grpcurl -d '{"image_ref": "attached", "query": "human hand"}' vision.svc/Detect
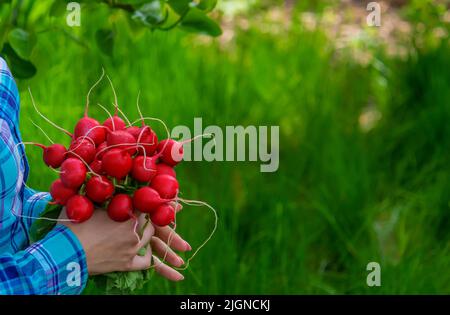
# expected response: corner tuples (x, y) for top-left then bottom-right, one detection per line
(60, 203), (190, 281)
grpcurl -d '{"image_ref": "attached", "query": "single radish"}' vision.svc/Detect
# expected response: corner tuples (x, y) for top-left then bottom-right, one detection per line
(150, 204), (175, 226)
(50, 179), (76, 205)
(103, 115), (126, 131)
(43, 144), (67, 168)
(68, 138), (96, 164)
(150, 174), (179, 199)
(131, 155), (157, 183)
(156, 139), (183, 167)
(95, 141), (108, 160)
(74, 117), (106, 146)
(101, 148), (132, 179)
(155, 163), (176, 178)
(133, 187), (170, 214)
(136, 126), (158, 156)
(127, 126), (141, 140)
(66, 195), (94, 223)
(86, 175), (114, 203)
(107, 194), (133, 222)
(106, 130), (136, 154)
(60, 158), (87, 188)
(28, 143), (67, 168)
(89, 159), (104, 175)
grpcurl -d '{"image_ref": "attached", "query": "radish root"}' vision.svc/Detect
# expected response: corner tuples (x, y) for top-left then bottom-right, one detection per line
(28, 87), (73, 137)
(29, 119), (55, 144)
(85, 67), (105, 117)
(106, 74), (119, 116)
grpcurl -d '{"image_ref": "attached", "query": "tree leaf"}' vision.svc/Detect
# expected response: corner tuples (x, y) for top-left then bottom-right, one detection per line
(116, 0), (148, 4)
(167, 0), (191, 15)
(197, 0), (217, 13)
(180, 7), (222, 37)
(95, 28), (115, 57)
(7, 28), (37, 59)
(132, 0), (167, 27)
(1, 43), (37, 79)
(49, 0), (68, 17)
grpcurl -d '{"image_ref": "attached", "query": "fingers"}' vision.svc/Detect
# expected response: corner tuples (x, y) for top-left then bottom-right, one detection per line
(152, 255), (184, 281)
(151, 236), (184, 267)
(137, 220), (155, 248)
(170, 202), (183, 213)
(154, 225), (191, 252)
(128, 246), (152, 271)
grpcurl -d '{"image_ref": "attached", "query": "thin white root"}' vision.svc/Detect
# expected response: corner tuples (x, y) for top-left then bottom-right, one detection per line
(128, 117), (170, 140)
(106, 74), (119, 115)
(29, 119), (54, 144)
(181, 133), (215, 145)
(28, 87), (72, 137)
(85, 68), (105, 116)
(136, 90), (145, 125)
(129, 117), (171, 157)
(97, 103), (115, 131)
(174, 197), (218, 270)
(117, 106), (132, 126)
(68, 125), (105, 150)
(97, 103), (113, 120)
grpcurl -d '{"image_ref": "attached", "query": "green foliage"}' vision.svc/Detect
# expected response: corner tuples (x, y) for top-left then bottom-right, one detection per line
(0, 0), (221, 78)
(16, 1), (450, 294)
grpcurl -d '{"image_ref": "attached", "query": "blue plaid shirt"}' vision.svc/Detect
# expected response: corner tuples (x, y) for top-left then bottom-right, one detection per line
(0, 57), (88, 294)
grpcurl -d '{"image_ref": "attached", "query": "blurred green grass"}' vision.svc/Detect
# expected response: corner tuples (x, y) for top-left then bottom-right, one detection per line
(17, 8), (450, 294)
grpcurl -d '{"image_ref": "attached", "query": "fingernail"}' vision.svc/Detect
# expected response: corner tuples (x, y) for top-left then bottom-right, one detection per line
(185, 241), (192, 251)
(178, 274), (185, 281)
(178, 257), (185, 266)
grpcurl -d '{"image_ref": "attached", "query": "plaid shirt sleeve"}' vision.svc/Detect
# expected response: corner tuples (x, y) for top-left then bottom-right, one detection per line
(0, 56), (89, 294)
(0, 225), (89, 294)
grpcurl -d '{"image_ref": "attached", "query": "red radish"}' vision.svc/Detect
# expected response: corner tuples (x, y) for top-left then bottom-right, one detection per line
(133, 187), (170, 213)
(68, 138), (96, 164)
(156, 139), (183, 167)
(89, 159), (104, 175)
(60, 158), (87, 188)
(107, 194), (133, 222)
(155, 163), (176, 178)
(95, 142), (108, 160)
(86, 175), (114, 203)
(66, 195), (94, 223)
(50, 179), (76, 205)
(131, 155), (157, 183)
(127, 126), (141, 139)
(150, 204), (175, 226)
(43, 144), (67, 168)
(101, 148), (132, 179)
(74, 117), (105, 146)
(103, 115), (126, 131)
(106, 130), (136, 154)
(150, 174), (179, 199)
(136, 126), (158, 156)
(29, 143), (67, 168)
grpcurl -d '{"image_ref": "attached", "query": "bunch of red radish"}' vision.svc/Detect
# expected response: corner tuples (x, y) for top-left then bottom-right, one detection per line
(39, 106), (184, 226)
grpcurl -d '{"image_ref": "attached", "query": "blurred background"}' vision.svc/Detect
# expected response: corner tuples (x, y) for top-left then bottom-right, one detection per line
(1, 0), (450, 294)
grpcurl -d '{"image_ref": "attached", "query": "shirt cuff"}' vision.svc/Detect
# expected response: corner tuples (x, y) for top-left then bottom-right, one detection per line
(26, 225), (88, 295)
(22, 189), (52, 230)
